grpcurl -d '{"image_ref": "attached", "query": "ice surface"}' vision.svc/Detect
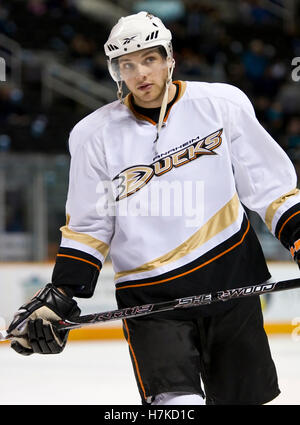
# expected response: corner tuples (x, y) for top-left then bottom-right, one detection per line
(0, 336), (299, 405)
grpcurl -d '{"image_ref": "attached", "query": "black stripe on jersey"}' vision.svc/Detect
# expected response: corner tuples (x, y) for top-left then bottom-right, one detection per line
(115, 215), (271, 319)
(274, 203), (300, 249)
(51, 247), (102, 298)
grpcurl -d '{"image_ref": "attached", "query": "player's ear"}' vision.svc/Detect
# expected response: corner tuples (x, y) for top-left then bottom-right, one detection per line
(165, 56), (175, 74)
(168, 57), (175, 68)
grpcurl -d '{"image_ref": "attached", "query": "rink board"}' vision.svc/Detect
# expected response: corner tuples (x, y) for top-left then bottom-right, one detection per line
(1, 261), (300, 340)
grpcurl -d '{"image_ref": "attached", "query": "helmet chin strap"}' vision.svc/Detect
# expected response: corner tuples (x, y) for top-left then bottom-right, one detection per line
(153, 59), (175, 154)
(116, 58), (175, 155)
(117, 80), (124, 104)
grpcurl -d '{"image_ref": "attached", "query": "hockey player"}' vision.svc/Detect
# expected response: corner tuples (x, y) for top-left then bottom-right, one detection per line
(7, 12), (300, 405)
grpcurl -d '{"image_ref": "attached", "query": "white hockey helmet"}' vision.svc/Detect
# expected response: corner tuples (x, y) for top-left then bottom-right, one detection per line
(104, 11), (173, 82)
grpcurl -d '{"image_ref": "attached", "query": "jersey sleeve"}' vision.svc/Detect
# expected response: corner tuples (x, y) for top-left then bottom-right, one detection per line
(51, 127), (115, 298)
(227, 86), (300, 254)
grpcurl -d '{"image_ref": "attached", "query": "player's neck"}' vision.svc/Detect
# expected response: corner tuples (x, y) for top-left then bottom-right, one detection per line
(131, 82), (179, 124)
(133, 82), (177, 109)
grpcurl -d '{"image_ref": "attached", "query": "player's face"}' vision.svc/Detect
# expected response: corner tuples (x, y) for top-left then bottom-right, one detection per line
(118, 47), (170, 108)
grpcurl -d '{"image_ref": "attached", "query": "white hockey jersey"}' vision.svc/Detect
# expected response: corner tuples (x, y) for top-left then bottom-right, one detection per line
(52, 81), (300, 315)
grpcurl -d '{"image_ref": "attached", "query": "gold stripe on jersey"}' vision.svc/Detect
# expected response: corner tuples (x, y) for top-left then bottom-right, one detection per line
(116, 220), (250, 291)
(265, 188), (300, 231)
(115, 192), (240, 280)
(60, 216), (109, 258)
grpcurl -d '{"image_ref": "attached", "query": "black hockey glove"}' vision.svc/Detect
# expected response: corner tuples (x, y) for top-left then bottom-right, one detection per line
(7, 284), (80, 356)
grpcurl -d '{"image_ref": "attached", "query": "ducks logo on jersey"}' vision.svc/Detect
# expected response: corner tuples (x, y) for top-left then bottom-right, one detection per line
(113, 129), (223, 201)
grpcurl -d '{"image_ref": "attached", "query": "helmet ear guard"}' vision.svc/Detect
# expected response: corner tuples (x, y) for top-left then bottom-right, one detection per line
(107, 58), (121, 83)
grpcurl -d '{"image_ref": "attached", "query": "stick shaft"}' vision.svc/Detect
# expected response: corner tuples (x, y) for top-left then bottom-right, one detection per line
(55, 277), (300, 330)
(1, 277), (300, 341)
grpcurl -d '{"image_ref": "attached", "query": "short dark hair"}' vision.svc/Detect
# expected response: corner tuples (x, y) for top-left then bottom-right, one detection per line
(157, 45), (167, 59)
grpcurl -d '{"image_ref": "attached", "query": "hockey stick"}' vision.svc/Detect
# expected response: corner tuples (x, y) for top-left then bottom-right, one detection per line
(1, 277), (300, 341)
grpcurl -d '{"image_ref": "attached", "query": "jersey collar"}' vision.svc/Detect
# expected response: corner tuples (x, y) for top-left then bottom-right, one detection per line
(124, 80), (186, 125)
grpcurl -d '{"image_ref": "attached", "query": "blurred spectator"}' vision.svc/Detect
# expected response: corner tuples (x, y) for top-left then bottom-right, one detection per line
(177, 48), (211, 79)
(31, 114), (48, 138)
(238, 0), (280, 26)
(242, 39), (269, 84)
(265, 101), (284, 140)
(69, 33), (97, 72)
(0, 134), (11, 151)
(0, 2), (16, 36)
(0, 0), (298, 181)
(70, 33), (97, 60)
(0, 85), (29, 127)
(185, 1), (206, 38)
(92, 53), (109, 80)
(5, 190), (26, 232)
(285, 116), (300, 161)
(27, 0), (47, 17)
